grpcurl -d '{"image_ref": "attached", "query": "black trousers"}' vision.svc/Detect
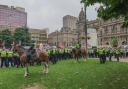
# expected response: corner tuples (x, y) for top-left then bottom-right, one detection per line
(1, 57), (8, 68)
(99, 54), (106, 64)
(115, 54), (120, 62)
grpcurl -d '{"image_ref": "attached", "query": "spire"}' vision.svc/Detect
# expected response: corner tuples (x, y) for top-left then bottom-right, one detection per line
(79, 7), (85, 22)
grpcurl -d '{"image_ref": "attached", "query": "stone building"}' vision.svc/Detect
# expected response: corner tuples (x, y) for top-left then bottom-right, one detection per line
(48, 31), (77, 47)
(86, 17), (127, 47)
(62, 15), (78, 31)
(97, 18), (127, 46)
(76, 8), (98, 48)
(48, 8), (98, 48)
(49, 15), (78, 47)
(29, 28), (48, 45)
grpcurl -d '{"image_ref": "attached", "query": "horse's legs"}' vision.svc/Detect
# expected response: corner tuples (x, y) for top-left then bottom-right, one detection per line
(43, 62), (48, 74)
(77, 56), (80, 63)
(24, 63), (29, 77)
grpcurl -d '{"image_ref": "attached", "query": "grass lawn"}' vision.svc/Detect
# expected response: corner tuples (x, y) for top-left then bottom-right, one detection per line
(0, 59), (128, 89)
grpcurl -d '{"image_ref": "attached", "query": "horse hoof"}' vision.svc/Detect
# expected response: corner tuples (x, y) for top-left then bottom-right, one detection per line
(43, 72), (48, 75)
(24, 74), (29, 77)
(24, 75), (28, 77)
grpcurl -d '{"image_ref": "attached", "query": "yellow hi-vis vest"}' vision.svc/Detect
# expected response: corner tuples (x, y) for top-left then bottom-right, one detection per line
(1, 51), (7, 57)
(7, 51), (13, 57)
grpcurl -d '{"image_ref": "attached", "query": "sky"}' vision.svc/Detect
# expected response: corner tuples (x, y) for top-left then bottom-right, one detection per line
(0, 0), (97, 33)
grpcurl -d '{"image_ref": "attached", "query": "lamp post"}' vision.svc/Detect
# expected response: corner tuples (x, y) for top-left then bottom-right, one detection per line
(84, 3), (88, 59)
(67, 29), (69, 47)
(56, 30), (59, 48)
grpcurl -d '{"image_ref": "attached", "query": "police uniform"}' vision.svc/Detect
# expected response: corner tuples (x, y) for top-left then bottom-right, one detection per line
(0, 50), (7, 67)
(7, 50), (13, 67)
(13, 51), (20, 67)
(115, 48), (120, 62)
(98, 48), (106, 64)
(108, 49), (113, 61)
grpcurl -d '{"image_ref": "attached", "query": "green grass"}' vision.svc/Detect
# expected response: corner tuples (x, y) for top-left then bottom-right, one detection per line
(0, 59), (128, 89)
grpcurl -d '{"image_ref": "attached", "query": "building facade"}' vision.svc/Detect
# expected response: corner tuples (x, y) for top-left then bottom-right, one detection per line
(97, 18), (127, 47)
(63, 15), (78, 31)
(48, 8), (98, 48)
(76, 8), (98, 48)
(29, 28), (48, 45)
(0, 5), (27, 32)
(48, 31), (77, 47)
(86, 17), (127, 47)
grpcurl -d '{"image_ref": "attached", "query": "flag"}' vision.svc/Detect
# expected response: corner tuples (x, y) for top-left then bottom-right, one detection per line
(58, 43), (65, 48)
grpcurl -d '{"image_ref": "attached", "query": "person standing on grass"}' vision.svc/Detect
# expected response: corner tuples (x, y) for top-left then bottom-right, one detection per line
(107, 48), (113, 61)
(115, 48), (120, 62)
(7, 48), (14, 67)
(98, 47), (106, 64)
(0, 48), (7, 67)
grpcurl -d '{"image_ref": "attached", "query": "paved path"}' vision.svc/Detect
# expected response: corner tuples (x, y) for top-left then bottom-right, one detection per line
(111, 57), (128, 62)
(104, 57), (128, 62)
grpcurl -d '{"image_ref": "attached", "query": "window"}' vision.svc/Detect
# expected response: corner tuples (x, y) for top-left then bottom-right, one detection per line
(104, 26), (108, 34)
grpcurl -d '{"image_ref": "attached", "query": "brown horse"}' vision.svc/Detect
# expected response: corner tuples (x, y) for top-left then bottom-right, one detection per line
(71, 48), (81, 62)
(81, 49), (87, 58)
(13, 44), (49, 77)
(71, 48), (87, 62)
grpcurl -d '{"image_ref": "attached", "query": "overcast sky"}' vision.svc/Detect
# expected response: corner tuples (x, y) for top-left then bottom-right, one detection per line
(0, 0), (97, 33)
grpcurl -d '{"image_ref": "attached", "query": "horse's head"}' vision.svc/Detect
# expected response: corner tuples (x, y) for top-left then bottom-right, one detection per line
(13, 44), (25, 55)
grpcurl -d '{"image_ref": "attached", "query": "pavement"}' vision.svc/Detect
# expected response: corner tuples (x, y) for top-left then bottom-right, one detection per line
(111, 57), (128, 62)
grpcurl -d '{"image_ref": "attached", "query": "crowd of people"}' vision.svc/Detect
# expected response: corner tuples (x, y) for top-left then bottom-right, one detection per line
(0, 48), (20, 68)
(88, 47), (128, 64)
(0, 42), (128, 68)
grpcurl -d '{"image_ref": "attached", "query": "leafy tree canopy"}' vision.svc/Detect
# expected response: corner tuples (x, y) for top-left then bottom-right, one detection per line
(81, 0), (128, 27)
(1, 29), (13, 41)
(1, 29), (13, 47)
(14, 27), (30, 45)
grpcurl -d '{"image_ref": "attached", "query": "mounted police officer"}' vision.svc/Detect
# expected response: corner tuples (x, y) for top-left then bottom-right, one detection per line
(75, 43), (81, 49)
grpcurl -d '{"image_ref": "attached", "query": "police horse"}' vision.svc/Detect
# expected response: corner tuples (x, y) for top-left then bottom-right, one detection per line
(13, 44), (49, 77)
(71, 48), (87, 62)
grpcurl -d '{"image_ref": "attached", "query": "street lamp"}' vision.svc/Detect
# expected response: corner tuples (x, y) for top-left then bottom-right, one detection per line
(56, 30), (59, 48)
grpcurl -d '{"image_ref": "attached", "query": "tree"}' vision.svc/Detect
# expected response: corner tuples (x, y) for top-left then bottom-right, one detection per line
(81, 0), (128, 27)
(1, 29), (13, 47)
(110, 37), (118, 47)
(13, 27), (30, 45)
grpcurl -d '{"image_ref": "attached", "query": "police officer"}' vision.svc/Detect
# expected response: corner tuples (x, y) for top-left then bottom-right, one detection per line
(126, 49), (128, 57)
(98, 47), (106, 64)
(7, 49), (13, 67)
(51, 48), (57, 64)
(115, 48), (120, 62)
(0, 49), (7, 67)
(13, 51), (20, 68)
(108, 48), (113, 61)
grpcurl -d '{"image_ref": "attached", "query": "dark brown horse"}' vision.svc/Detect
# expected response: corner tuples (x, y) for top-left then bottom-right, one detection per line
(71, 48), (87, 62)
(72, 48), (81, 62)
(13, 44), (49, 77)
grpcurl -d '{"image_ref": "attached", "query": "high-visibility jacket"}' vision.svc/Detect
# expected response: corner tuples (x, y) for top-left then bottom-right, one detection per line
(7, 51), (13, 57)
(13, 52), (19, 57)
(115, 49), (120, 54)
(47, 50), (50, 55)
(98, 49), (105, 55)
(75, 44), (81, 49)
(1, 51), (7, 57)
